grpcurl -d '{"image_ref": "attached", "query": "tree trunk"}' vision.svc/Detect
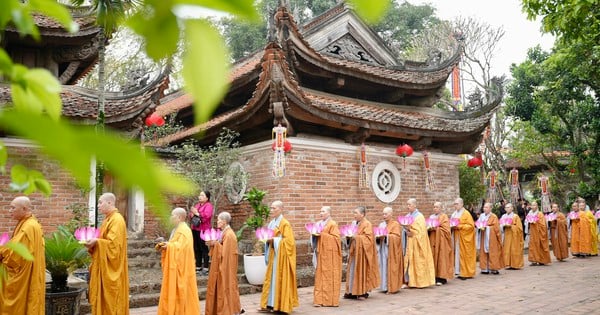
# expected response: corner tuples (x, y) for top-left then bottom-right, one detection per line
(95, 28), (107, 227)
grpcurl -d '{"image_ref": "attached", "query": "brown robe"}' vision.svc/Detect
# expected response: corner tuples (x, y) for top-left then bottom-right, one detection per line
(428, 213), (453, 281)
(378, 220), (403, 293)
(527, 211), (551, 264)
(346, 219), (380, 296)
(549, 212), (569, 260)
(571, 211), (592, 255)
(478, 213), (503, 271)
(205, 227), (241, 315)
(313, 219), (342, 306)
(501, 213), (524, 269)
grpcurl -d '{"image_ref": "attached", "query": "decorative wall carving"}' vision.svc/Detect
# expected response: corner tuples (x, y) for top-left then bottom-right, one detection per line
(371, 160), (401, 203)
(321, 34), (380, 65)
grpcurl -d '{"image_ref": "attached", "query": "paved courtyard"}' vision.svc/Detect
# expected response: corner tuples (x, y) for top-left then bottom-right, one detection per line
(128, 254), (600, 315)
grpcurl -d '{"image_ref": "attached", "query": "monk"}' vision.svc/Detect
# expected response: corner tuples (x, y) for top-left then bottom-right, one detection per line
(569, 202), (591, 257)
(402, 198), (435, 288)
(450, 198), (476, 280)
(376, 207), (403, 294)
(86, 192), (129, 315)
(427, 202), (453, 285)
(312, 206), (342, 307)
(0, 196), (45, 315)
(259, 201), (298, 313)
(525, 201), (551, 265)
(579, 199), (598, 256)
(344, 206), (380, 299)
(476, 202), (503, 274)
(500, 203), (524, 269)
(549, 203), (569, 261)
(157, 208), (200, 315)
(205, 212), (243, 315)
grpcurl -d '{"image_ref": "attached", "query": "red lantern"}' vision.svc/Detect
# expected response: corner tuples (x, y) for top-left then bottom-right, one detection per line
(395, 144), (414, 157)
(467, 156), (483, 168)
(145, 113), (165, 127)
(272, 139), (292, 153)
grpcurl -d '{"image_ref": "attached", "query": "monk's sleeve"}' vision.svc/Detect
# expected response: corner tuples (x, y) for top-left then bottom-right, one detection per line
(280, 222), (295, 258)
(91, 219), (126, 280)
(1, 227), (32, 269)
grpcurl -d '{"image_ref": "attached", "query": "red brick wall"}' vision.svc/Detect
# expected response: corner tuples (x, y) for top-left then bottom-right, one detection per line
(0, 140), (88, 235)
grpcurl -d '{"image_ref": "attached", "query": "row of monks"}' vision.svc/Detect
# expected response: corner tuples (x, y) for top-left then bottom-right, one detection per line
(310, 196), (599, 308)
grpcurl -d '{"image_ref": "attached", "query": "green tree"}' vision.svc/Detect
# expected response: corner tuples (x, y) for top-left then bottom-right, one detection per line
(459, 161), (485, 209)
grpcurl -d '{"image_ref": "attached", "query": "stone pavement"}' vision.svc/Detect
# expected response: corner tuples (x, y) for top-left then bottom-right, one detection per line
(128, 254), (600, 315)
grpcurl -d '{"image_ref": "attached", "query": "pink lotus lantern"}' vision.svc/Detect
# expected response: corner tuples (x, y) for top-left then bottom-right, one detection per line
(449, 218), (460, 227)
(255, 227), (275, 243)
(397, 215), (414, 226)
(0, 232), (9, 246)
(305, 222), (324, 235)
(74, 227), (100, 244)
(373, 227), (388, 237)
(200, 228), (222, 241)
(525, 214), (539, 224)
(475, 220), (487, 230)
(545, 213), (557, 222)
(568, 211), (579, 220)
(499, 217), (513, 227)
(425, 217), (440, 229)
(595, 211), (600, 219)
(340, 224), (358, 238)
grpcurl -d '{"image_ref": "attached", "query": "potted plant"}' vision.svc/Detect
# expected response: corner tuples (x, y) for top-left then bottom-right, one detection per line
(236, 187), (270, 285)
(45, 225), (89, 315)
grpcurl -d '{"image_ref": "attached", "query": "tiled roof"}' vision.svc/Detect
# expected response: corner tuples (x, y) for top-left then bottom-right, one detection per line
(31, 13), (96, 30)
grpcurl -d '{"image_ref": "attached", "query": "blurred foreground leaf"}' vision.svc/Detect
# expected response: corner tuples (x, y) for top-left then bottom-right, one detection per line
(348, 0), (390, 24)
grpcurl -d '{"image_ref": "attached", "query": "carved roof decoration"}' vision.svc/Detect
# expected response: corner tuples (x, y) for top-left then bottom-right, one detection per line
(148, 4), (499, 154)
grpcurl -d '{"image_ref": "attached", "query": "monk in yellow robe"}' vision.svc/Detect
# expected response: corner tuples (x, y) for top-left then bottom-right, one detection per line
(376, 207), (403, 294)
(549, 203), (569, 261)
(579, 199), (598, 256)
(526, 201), (551, 265)
(259, 201), (298, 313)
(428, 202), (453, 285)
(205, 211), (243, 315)
(157, 208), (200, 315)
(344, 206), (379, 299)
(569, 202), (591, 257)
(402, 199), (435, 288)
(312, 206), (342, 306)
(86, 192), (129, 315)
(450, 198), (476, 279)
(500, 203), (524, 269)
(0, 196), (45, 315)
(476, 203), (503, 274)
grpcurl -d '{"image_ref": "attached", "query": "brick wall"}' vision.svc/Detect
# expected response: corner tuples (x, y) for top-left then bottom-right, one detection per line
(0, 139), (88, 235)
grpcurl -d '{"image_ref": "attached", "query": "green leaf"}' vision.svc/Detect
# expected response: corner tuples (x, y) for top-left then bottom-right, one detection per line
(127, 3), (180, 61)
(0, 49), (12, 74)
(29, 0), (78, 33)
(175, 0), (259, 21)
(183, 19), (230, 124)
(5, 241), (34, 261)
(0, 140), (7, 173)
(10, 164), (29, 186)
(0, 110), (195, 217)
(348, 0), (390, 24)
(10, 66), (62, 120)
(10, 5), (40, 40)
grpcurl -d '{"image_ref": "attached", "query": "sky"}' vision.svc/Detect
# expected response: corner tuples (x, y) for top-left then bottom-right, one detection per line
(411, 0), (555, 77)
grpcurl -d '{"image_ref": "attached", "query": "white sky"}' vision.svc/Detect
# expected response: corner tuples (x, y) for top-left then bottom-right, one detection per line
(411, 0), (555, 77)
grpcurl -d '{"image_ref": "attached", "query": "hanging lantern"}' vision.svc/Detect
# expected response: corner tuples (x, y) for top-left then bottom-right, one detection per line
(423, 151), (435, 192)
(145, 113), (165, 127)
(467, 156), (483, 168)
(271, 139), (292, 153)
(395, 143), (413, 169)
(539, 175), (551, 213)
(509, 168), (521, 205)
(359, 143), (368, 188)
(486, 170), (499, 205)
(272, 124), (287, 178)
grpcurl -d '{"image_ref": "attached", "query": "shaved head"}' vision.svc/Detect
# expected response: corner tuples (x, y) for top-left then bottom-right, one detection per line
(9, 196), (32, 221)
(172, 207), (187, 219)
(383, 207), (393, 214)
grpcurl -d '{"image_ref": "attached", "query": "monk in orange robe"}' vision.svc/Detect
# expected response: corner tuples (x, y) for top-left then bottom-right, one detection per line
(157, 208), (200, 315)
(376, 207), (403, 294)
(500, 203), (524, 269)
(86, 192), (129, 315)
(428, 202), (453, 285)
(402, 199), (435, 288)
(549, 203), (568, 261)
(525, 201), (551, 265)
(0, 196), (45, 315)
(312, 206), (342, 306)
(569, 202), (591, 257)
(259, 201), (298, 313)
(450, 198), (476, 279)
(579, 199), (598, 256)
(205, 211), (243, 315)
(476, 203), (503, 274)
(344, 206), (380, 299)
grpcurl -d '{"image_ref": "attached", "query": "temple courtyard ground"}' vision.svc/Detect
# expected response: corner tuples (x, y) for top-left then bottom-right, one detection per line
(126, 254), (600, 314)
